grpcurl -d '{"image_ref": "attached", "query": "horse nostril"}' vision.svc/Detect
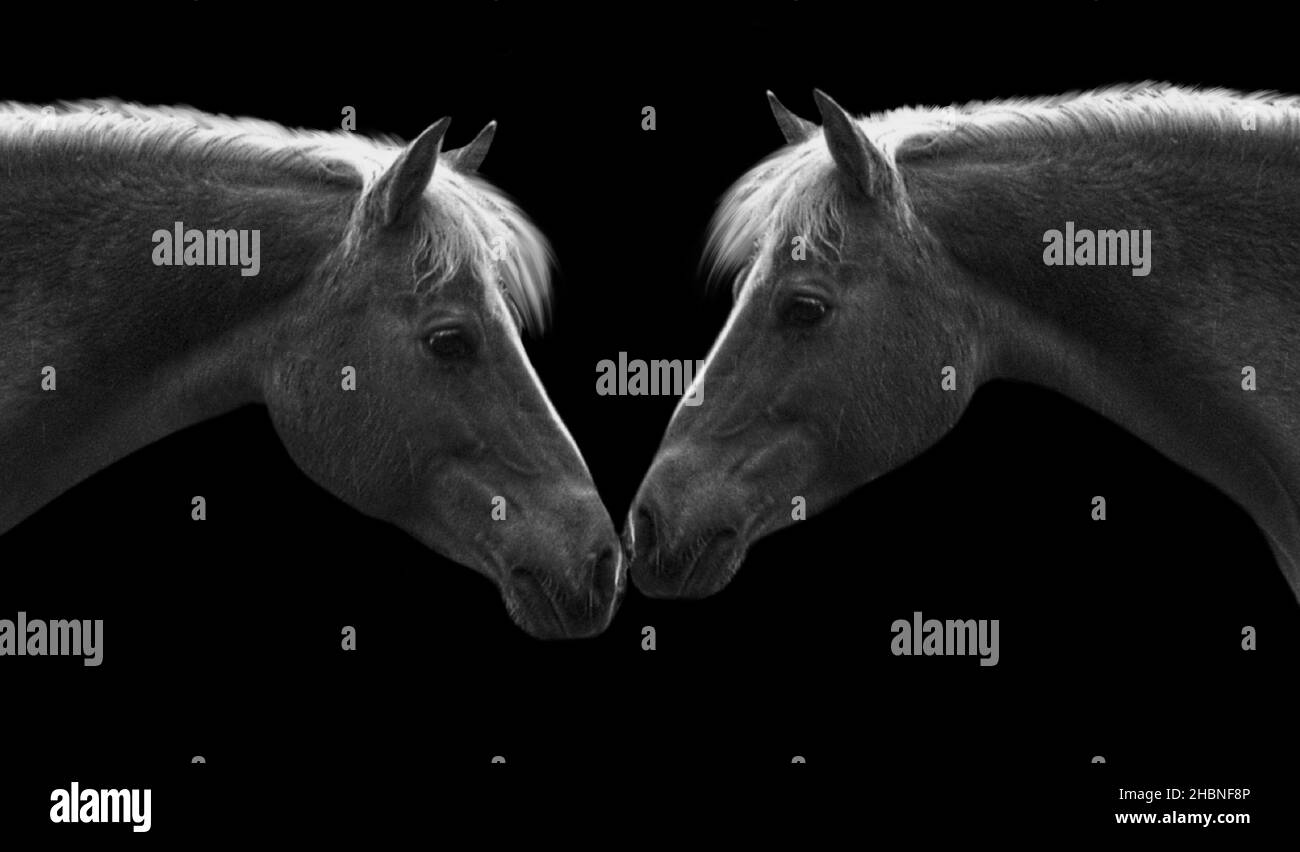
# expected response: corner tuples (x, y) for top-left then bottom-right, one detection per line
(619, 522), (636, 565)
(588, 545), (620, 602)
(630, 505), (658, 562)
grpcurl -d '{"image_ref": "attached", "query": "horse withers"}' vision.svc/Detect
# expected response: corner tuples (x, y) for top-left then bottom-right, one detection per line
(626, 85), (1300, 607)
(0, 102), (624, 638)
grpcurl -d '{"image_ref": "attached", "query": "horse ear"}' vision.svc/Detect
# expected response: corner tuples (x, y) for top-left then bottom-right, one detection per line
(767, 91), (815, 144)
(444, 120), (496, 173)
(812, 89), (894, 199)
(371, 117), (452, 229)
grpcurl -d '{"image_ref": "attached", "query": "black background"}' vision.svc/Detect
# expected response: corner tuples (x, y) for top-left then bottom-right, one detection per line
(1, 1), (1297, 837)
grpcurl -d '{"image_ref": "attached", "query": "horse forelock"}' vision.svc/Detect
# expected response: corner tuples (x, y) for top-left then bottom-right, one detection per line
(404, 169), (554, 335)
(704, 115), (932, 292)
(704, 140), (849, 291)
(334, 135), (553, 335)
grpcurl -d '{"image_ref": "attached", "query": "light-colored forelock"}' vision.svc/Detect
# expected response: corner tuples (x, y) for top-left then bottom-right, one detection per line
(407, 168), (553, 333)
(704, 136), (848, 289)
(343, 143), (553, 333)
(704, 108), (939, 289)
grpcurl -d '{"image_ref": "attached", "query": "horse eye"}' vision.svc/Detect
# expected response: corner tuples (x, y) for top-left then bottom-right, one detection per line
(780, 294), (829, 327)
(424, 328), (475, 359)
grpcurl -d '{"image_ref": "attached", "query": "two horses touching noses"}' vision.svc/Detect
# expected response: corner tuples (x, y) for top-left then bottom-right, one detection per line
(6, 85), (1299, 640)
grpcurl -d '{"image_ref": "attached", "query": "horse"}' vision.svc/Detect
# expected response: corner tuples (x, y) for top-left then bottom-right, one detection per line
(623, 84), (1300, 608)
(0, 101), (624, 639)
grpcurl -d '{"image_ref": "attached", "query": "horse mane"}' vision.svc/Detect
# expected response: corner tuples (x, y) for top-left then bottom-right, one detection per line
(0, 100), (553, 332)
(705, 82), (1300, 291)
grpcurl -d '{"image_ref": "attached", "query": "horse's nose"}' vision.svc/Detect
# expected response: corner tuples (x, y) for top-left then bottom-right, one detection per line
(626, 496), (683, 598)
(587, 543), (624, 613)
(627, 486), (743, 600)
(507, 541), (624, 640)
(624, 503), (658, 567)
(554, 543), (623, 638)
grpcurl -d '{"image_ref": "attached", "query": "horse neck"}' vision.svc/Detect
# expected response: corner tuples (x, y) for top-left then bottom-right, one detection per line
(0, 145), (355, 531)
(911, 131), (1300, 595)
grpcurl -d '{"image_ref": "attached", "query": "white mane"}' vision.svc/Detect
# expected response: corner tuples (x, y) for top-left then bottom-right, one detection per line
(706, 82), (1300, 290)
(0, 100), (553, 332)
